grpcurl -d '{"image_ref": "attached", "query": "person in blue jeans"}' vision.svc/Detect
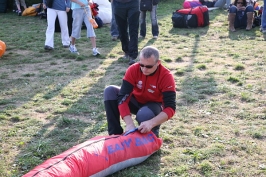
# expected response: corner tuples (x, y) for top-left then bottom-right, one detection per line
(139, 0), (159, 39)
(113, 0), (140, 65)
(228, 0), (254, 32)
(261, 2), (266, 33)
(110, 0), (119, 41)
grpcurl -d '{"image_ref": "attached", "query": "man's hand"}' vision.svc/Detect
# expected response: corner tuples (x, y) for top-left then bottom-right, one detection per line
(138, 120), (153, 134)
(138, 112), (168, 134)
(123, 115), (136, 132)
(66, 7), (70, 12)
(125, 124), (136, 132)
(43, 4), (47, 9)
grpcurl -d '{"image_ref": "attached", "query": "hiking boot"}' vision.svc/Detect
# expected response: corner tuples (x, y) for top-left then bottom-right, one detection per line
(92, 48), (100, 56)
(44, 45), (53, 51)
(128, 57), (136, 65)
(69, 45), (78, 53)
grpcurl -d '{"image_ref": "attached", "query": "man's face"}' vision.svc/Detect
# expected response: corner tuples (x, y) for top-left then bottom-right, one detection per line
(139, 55), (159, 75)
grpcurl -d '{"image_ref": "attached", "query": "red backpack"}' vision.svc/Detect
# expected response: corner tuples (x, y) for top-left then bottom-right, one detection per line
(172, 6), (209, 28)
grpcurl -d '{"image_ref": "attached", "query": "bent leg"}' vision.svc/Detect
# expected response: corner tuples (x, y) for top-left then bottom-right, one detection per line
(136, 102), (162, 137)
(104, 85), (123, 135)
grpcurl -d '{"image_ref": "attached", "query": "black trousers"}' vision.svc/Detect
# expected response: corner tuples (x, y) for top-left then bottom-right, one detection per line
(113, 0), (140, 59)
(104, 85), (162, 137)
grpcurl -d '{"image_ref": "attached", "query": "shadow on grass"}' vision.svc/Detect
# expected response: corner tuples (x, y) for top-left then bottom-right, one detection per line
(0, 12), (163, 177)
(5, 1), (263, 175)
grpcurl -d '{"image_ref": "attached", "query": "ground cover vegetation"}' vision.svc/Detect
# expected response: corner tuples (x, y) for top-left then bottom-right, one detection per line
(0, 0), (265, 176)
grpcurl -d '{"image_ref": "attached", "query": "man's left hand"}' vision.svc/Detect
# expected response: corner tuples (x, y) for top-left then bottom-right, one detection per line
(138, 120), (153, 134)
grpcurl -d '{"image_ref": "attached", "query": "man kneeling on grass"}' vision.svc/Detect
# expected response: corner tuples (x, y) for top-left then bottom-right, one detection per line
(103, 46), (176, 137)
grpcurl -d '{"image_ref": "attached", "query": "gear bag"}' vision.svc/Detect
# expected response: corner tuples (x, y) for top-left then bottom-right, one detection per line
(172, 6), (209, 28)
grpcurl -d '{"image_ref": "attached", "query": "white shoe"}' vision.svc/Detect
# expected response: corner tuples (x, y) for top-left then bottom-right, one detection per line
(69, 45), (78, 53)
(92, 48), (100, 56)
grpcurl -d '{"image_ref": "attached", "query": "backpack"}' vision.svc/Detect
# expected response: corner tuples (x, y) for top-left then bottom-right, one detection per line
(172, 6), (209, 28)
(22, 6), (38, 16)
(253, 8), (262, 27)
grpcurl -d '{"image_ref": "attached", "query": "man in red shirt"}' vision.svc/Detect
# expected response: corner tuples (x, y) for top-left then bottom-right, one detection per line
(104, 46), (176, 137)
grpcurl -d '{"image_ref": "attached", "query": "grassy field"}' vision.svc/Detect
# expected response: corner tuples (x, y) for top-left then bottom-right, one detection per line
(0, 1), (266, 176)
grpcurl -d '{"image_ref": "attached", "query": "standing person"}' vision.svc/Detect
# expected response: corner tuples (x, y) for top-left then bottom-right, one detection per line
(69, 0), (100, 56)
(139, 0), (159, 39)
(15, 0), (27, 16)
(113, 0), (140, 65)
(43, 0), (71, 50)
(261, 2), (266, 33)
(110, 0), (119, 41)
(103, 46), (176, 137)
(228, 0), (254, 31)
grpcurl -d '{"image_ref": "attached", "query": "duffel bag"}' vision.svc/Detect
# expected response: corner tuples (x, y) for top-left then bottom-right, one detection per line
(172, 6), (209, 28)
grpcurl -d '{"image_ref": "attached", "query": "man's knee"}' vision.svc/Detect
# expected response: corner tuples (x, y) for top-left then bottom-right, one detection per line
(104, 85), (120, 101)
(135, 102), (162, 124)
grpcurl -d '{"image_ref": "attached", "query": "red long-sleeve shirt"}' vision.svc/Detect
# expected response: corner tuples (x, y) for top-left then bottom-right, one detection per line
(118, 63), (176, 119)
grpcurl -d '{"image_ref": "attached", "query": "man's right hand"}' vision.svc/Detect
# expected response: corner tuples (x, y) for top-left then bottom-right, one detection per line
(125, 124), (136, 132)
(123, 115), (136, 132)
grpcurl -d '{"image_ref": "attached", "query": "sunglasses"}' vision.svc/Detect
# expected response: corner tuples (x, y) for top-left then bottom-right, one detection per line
(237, 2), (243, 4)
(139, 63), (157, 69)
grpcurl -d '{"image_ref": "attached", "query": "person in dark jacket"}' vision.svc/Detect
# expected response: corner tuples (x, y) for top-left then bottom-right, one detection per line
(103, 46), (176, 137)
(113, 0), (140, 65)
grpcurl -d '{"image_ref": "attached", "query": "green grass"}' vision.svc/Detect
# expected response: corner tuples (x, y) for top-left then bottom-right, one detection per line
(0, 1), (266, 176)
